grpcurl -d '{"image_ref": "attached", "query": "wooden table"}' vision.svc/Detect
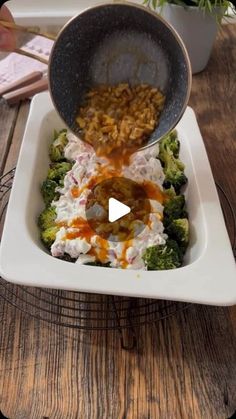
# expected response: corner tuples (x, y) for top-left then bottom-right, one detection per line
(0, 24), (235, 419)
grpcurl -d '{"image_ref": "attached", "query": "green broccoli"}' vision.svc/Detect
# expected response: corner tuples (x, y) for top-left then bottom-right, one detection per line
(142, 239), (183, 270)
(41, 179), (60, 206)
(160, 130), (180, 158)
(49, 129), (68, 162)
(85, 261), (111, 267)
(159, 132), (187, 192)
(166, 218), (189, 250)
(56, 256), (110, 265)
(41, 226), (59, 249)
(163, 194), (187, 226)
(47, 162), (72, 184)
(163, 173), (187, 193)
(38, 206), (57, 230)
(163, 186), (176, 200)
(57, 253), (77, 263)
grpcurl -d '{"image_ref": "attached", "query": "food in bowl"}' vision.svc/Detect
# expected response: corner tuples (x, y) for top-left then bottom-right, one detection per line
(38, 129), (189, 270)
(76, 83), (165, 156)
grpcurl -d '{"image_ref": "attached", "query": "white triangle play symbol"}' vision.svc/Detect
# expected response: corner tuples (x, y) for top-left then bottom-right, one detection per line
(108, 198), (131, 223)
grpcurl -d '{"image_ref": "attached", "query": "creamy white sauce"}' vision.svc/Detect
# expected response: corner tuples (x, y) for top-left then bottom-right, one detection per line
(51, 133), (167, 269)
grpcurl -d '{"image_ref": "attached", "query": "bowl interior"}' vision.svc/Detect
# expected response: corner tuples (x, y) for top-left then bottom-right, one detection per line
(49, 3), (191, 146)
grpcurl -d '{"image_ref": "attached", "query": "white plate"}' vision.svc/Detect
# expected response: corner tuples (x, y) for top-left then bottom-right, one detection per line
(8, 0), (143, 26)
(0, 92), (235, 305)
(8, 0), (235, 26)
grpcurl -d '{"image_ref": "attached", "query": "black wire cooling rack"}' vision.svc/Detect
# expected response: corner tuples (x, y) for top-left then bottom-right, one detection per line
(0, 168), (235, 349)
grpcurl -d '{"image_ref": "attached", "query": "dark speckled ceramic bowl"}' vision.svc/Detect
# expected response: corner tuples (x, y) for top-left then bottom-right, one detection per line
(49, 1), (192, 149)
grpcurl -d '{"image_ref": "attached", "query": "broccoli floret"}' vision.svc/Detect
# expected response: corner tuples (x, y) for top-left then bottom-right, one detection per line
(166, 218), (189, 250)
(161, 153), (187, 192)
(85, 261), (111, 267)
(41, 179), (60, 205)
(47, 162), (72, 183)
(160, 130), (180, 158)
(57, 253), (77, 263)
(163, 172), (187, 193)
(56, 256), (110, 265)
(142, 239), (183, 270)
(38, 206), (57, 230)
(159, 132), (187, 193)
(41, 226), (59, 249)
(163, 186), (176, 200)
(163, 194), (187, 226)
(49, 129), (68, 162)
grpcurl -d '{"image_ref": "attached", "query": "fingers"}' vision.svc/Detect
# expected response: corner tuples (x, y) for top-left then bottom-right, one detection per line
(0, 4), (16, 50)
(0, 4), (15, 22)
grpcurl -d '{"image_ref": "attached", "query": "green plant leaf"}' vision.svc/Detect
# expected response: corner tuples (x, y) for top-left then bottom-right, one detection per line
(142, 0), (235, 19)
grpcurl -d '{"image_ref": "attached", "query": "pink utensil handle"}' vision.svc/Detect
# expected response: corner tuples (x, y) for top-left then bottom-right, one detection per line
(0, 71), (43, 96)
(3, 78), (48, 105)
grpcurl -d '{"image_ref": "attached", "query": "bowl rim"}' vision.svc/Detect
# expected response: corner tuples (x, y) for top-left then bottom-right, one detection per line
(48, 0), (192, 149)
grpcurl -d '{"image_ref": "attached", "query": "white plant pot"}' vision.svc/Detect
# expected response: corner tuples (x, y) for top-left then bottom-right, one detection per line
(160, 4), (219, 74)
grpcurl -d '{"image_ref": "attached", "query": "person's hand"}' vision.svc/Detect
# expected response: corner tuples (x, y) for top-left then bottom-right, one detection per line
(0, 5), (16, 50)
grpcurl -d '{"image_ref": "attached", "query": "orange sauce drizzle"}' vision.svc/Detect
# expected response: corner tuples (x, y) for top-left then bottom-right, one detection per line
(142, 180), (164, 204)
(66, 146), (167, 267)
(71, 186), (80, 198)
(86, 237), (109, 263)
(98, 146), (136, 170)
(65, 217), (94, 242)
(119, 240), (132, 269)
(57, 221), (68, 228)
(95, 236), (109, 262)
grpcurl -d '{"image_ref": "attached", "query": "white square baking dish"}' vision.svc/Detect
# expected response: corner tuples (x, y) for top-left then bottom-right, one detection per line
(0, 92), (235, 305)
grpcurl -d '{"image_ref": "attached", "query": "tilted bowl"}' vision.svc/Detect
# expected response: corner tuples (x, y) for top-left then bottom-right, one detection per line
(49, 1), (192, 149)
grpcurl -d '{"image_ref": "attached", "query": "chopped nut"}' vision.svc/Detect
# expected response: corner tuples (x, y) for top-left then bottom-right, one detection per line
(76, 83), (165, 156)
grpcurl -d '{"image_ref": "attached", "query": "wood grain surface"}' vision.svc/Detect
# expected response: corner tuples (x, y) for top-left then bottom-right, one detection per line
(0, 25), (236, 419)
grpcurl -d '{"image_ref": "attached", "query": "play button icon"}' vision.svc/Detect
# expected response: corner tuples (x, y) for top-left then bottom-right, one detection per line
(86, 177), (150, 242)
(108, 198), (131, 222)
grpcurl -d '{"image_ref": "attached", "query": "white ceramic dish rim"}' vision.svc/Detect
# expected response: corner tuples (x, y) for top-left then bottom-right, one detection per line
(0, 92), (235, 305)
(8, 0), (235, 26)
